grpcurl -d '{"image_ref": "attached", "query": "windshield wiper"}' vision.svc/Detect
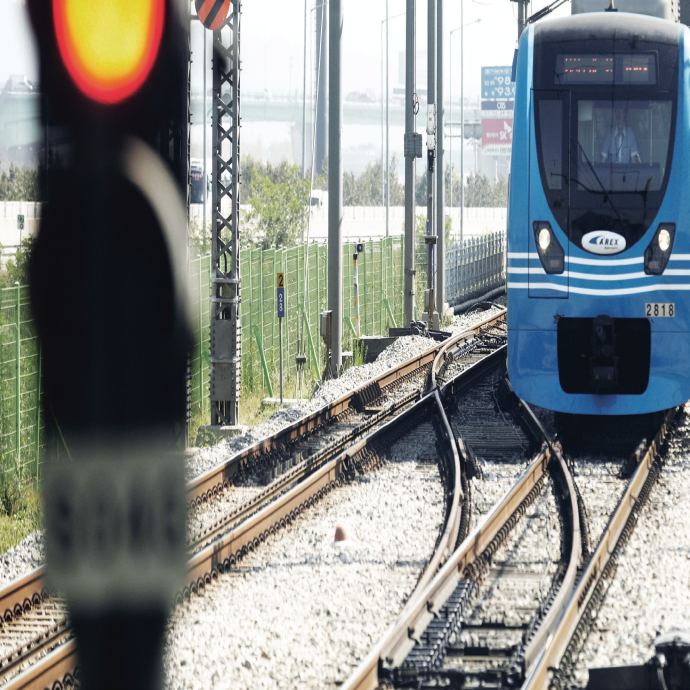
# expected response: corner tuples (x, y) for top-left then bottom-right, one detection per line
(576, 142), (626, 226)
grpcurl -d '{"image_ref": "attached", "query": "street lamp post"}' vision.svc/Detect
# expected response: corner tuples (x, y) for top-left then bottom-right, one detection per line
(302, 0), (308, 177)
(449, 12), (480, 245)
(203, 27), (207, 247)
(381, 11), (405, 236)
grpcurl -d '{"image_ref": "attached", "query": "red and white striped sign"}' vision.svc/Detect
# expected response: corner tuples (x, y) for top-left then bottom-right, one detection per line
(195, 0), (231, 30)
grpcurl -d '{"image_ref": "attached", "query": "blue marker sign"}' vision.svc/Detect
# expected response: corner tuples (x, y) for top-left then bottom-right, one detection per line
(277, 273), (285, 318)
(481, 66), (516, 100)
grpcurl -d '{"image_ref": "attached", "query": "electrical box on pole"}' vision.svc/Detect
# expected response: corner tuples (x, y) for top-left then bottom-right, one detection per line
(426, 103), (437, 169)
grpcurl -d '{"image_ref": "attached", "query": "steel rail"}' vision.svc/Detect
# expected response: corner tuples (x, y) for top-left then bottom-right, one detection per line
(340, 376), (585, 690)
(2, 639), (77, 690)
(340, 444), (554, 689)
(0, 308), (507, 627)
(190, 386), (422, 550)
(522, 405), (680, 689)
(186, 307), (505, 506)
(0, 308), (507, 690)
(521, 442), (581, 674)
(0, 622), (72, 687)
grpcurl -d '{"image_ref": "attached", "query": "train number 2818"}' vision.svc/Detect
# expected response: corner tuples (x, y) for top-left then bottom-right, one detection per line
(645, 303), (675, 318)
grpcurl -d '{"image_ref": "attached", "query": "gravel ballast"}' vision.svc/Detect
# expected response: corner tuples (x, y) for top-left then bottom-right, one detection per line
(164, 428), (444, 689)
(0, 305), (503, 590)
(447, 479), (562, 672)
(572, 410), (690, 685)
(0, 531), (44, 588)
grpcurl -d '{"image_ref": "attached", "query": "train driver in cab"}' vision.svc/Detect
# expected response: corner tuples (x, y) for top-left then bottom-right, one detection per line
(601, 107), (641, 165)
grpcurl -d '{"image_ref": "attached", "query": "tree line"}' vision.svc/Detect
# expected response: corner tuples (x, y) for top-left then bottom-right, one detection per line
(234, 155), (508, 251)
(317, 156), (508, 209)
(0, 160), (42, 289)
(0, 162), (40, 202)
(0, 154), (508, 275)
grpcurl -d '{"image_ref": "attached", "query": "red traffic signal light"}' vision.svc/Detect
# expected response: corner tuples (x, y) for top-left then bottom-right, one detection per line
(52, 0), (166, 104)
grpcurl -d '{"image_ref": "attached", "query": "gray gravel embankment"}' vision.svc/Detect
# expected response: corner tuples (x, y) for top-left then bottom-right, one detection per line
(0, 306), (503, 589)
(164, 424), (444, 690)
(186, 305), (505, 481)
(0, 530), (44, 588)
(572, 410), (690, 685)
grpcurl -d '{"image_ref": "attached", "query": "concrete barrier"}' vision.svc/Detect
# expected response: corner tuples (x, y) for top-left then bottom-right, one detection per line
(0, 201), (42, 251)
(1, 202), (506, 252)
(190, 203), (507, 242)
(299, 206), (506, 241)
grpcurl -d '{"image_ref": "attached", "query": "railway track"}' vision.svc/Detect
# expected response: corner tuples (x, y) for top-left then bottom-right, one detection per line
(0, 309), (507, 690)
(524, 407), (681, 690)
(342, 382), (680, 689)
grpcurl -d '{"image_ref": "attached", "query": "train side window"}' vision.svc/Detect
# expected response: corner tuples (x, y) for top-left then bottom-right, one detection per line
(538, 100), (563, 190)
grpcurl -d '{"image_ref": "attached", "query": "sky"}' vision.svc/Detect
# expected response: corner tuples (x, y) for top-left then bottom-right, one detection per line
(0, 0), (571, 104)
(0, 0), (573, 173)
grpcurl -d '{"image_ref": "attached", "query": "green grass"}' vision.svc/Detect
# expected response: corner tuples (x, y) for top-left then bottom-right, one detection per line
(190, 364), (323, 447)
(0, 477), (42, 553)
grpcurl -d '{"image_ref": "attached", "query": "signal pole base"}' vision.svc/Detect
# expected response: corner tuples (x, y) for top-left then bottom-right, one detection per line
(441, 302), (451, 322)
(261, 398), (302, 410)
(196, 424), (248, 446)
(422, 310), (441, 331)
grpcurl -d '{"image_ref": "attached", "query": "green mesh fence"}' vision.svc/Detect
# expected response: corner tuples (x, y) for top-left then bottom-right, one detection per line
(188, 236), (405, 432)
(0, 284), (43, 482)
(0, 236), (420, 463)
(189, 254), (212, 428)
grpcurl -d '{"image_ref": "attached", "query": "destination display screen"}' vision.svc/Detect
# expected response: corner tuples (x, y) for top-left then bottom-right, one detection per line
(555, 53), (657, 86)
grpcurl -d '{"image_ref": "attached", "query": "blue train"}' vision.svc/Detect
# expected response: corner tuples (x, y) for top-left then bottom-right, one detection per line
(507, 7), (690, 416)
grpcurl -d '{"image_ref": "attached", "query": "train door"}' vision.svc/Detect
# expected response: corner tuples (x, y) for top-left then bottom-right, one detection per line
(528, 90), (569, 298)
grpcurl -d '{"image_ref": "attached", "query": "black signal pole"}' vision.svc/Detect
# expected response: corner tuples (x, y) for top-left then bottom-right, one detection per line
(26, 2), (191, 688)
(512, 0), (530, 39)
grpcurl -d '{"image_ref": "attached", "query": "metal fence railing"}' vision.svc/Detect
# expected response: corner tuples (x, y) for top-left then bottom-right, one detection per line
(0, 232), (505, 470)
(0, 284), (43, 482)
(188, 236), (406, 427)
(445, 232), (506, 307)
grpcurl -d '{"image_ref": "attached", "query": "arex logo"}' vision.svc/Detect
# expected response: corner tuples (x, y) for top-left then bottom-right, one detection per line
(581, 230), (627, 255)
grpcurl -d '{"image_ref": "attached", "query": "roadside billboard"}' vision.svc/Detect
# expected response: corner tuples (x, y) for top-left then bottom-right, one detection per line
(481, 66), (515, 100)
(482, 118), (513, 156)
(480, 99), (514, 118)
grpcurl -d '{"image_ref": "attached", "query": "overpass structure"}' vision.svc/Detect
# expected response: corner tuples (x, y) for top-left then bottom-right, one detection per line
(191, 93), (481, 131)
(0, 87), (482, 169)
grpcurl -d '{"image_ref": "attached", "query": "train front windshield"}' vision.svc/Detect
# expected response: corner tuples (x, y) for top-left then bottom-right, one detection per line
(573, 99), (672, 194)
(533, 40), (679, 250)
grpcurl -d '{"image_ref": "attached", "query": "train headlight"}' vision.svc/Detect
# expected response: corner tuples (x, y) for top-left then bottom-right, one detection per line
(644, 223), (675, 275)
(533, 221), (565, 275)
(538, 228), (551, 251)
(658, 228), (671, 252)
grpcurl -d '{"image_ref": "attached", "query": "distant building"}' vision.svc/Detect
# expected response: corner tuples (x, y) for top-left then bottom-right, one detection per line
(7, 75), (36, 93)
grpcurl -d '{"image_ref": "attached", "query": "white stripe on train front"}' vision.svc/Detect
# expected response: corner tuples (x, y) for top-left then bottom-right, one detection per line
(507, 267), (690, 281)
(508, 281), (690, 296)
(507, 252), (690, 266)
